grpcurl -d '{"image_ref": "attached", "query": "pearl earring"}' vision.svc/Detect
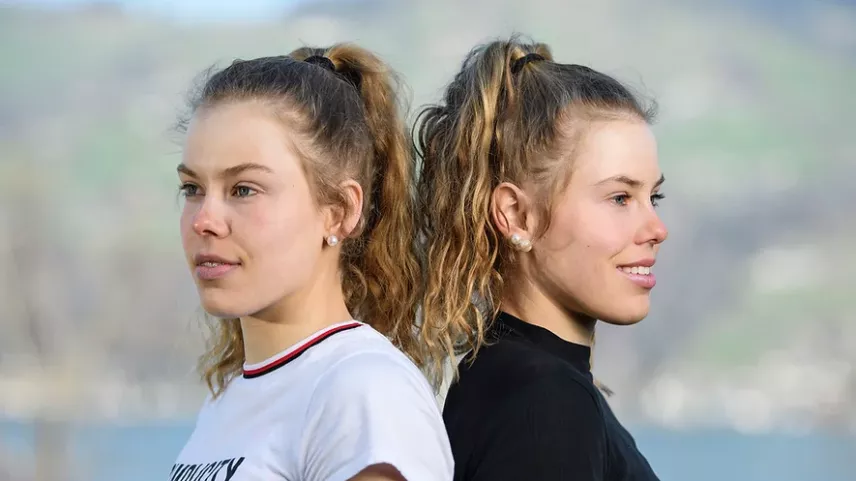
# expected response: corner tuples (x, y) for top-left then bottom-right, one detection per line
(326, 235), (339, 247)
(509, 233), (532, 252)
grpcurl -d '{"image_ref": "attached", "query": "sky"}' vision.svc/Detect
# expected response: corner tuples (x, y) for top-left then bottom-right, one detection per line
(3, 0), (315, 22)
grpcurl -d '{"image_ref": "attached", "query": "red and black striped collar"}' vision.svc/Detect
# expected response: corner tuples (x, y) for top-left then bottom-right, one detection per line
(242, 321), (363, 379)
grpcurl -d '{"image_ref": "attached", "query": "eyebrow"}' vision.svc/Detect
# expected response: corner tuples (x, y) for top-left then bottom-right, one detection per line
(176, 162), (274, 179)
(595, 174), (665, 189)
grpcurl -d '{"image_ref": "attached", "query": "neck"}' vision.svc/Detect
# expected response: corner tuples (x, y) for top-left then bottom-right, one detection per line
(499, 275), (596, 347)
(240, 265), (352, 365)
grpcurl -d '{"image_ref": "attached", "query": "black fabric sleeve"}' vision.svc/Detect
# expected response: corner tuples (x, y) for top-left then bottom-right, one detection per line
(468, 376), (608, 481)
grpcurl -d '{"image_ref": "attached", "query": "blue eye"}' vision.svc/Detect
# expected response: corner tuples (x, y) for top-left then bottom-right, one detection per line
(611, 194), (629, 206)
(179, 183), (199, 198)
(233, 185), (258, 198)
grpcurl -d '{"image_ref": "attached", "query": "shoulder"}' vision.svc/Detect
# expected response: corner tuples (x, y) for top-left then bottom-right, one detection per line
(300, 331), (454, 481)
(448, 336), (601, 416)
(502, 367), (603, 422)
(304, 329), (446, 443)
(444, 337), (607, 452)
(312, 327), (436, 403)
(444, 340), (609, 480)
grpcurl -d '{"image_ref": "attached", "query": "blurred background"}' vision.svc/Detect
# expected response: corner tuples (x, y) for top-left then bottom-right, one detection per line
(1, 0), (854, 480)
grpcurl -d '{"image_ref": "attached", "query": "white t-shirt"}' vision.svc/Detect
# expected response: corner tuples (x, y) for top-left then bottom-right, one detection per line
(171, 321), (454, 481)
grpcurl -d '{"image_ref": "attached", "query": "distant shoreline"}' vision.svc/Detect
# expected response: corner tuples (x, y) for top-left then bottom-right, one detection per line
(1, 375), (853, 436)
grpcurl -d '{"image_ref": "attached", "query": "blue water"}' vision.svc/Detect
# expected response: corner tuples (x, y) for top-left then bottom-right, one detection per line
(2, 419), (854, 481)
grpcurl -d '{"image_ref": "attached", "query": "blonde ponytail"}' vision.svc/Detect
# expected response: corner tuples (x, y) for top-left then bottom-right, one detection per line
(415, 36), (653, 387)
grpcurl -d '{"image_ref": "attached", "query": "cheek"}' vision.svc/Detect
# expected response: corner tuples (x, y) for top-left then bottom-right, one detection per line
(539, 214), (611, 264)
(543, 207), (631, 261)
(533, 207), (636, 300)
(243, 195), (324, 266)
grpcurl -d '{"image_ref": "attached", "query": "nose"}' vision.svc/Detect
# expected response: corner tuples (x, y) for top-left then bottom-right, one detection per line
(191, 198), (230, 238)
(638, 209), (668, 246)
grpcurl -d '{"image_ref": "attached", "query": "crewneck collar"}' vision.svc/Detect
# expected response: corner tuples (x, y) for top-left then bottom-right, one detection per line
(493, 310), (592, 376)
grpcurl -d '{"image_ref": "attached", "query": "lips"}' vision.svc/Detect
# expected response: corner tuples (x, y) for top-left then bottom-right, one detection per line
(619, 265), (651, 275)
(617, 259), (656, 289)
(193, 254), (240, 281)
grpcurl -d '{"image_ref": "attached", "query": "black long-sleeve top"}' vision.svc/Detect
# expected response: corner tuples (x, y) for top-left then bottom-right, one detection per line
(443, 311), (660, 481)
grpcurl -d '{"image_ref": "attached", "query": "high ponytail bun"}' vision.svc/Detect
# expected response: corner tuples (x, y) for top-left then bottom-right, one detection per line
(317, 44), (425, 371)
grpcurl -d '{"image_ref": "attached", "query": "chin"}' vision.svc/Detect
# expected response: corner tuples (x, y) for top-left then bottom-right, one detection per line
(197, 288), (257, 319)
(597, 296), (650, 326)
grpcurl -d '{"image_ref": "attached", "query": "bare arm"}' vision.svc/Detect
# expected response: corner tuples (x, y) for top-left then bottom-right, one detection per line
(348, 463), (407, 481)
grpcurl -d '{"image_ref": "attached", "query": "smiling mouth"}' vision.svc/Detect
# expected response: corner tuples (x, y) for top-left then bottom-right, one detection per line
(619, 266), (651, 276)
(198, 261), (235, 268)
(617, 265), (657, 289)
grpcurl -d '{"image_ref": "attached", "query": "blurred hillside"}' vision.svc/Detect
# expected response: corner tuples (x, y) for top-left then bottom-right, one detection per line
(0, 0), (854, 433)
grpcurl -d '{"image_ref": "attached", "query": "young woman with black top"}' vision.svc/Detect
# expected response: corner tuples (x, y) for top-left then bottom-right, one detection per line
(415, 37), (668, 481)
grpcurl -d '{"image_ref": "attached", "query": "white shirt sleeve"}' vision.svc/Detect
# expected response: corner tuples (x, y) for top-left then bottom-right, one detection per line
(299, 351), (454, 481)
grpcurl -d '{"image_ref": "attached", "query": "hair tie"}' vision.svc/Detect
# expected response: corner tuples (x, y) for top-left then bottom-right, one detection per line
(303, 55), (361, 90)
(304, 55), (335, 72)
(511, 53), (546, 74)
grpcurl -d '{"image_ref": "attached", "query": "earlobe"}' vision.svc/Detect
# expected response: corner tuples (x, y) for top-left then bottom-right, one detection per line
(509, 233), (532, 252)
(491, 182), (538, 253)
(325, 179), (364, 242)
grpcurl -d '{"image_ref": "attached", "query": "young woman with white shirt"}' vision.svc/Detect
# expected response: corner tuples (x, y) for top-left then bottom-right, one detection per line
(170, 43), (453, 481)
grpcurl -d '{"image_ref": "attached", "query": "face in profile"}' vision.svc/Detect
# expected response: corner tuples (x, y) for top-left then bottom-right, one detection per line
(530, 118), (668, 325)
(178, 102), (328, 319)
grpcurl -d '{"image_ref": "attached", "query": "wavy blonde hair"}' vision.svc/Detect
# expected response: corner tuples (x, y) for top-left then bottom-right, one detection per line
(181, 44), (425, 397)
(415, 36), (655, 387)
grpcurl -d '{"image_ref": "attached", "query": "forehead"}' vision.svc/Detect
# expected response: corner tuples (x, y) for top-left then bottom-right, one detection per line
(570, 119), (659, 183)
(182, 101), (301, 174)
